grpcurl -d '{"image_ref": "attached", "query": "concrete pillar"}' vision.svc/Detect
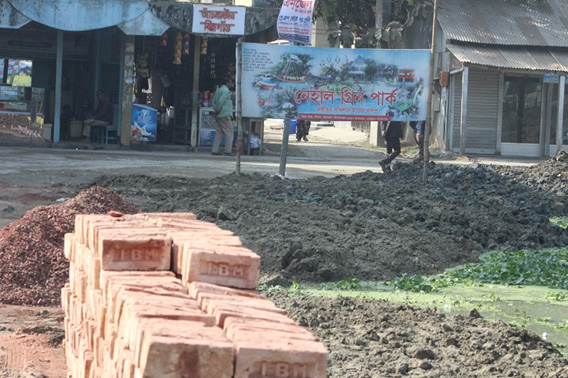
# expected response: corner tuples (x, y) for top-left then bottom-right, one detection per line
(120, 35), (135, 146)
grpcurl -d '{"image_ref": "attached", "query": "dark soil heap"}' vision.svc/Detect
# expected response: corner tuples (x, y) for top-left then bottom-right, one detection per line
(267, 292), (568, 377)
(94, 152), (568, 286)
(0, 186), (139, 306)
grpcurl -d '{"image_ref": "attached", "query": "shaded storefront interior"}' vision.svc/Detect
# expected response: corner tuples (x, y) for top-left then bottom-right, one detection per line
(0, 0), (278, 148)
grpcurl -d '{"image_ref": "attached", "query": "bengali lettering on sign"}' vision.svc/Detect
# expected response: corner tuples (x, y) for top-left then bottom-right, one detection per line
(240, 43), (431, 121)
(277, 0), (315, 45)
(193, 5), (245, 35)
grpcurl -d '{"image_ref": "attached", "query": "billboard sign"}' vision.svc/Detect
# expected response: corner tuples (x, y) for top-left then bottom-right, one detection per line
(241, 43), (431, 121)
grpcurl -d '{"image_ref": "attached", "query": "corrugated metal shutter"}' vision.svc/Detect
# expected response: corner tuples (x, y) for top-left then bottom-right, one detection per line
(452, 73), (462, 149)
(451, 69), (499, 152)
(467, 69), (499, 151)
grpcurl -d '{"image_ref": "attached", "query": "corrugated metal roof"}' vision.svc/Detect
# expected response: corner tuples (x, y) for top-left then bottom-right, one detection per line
(439, 0), (568, 47)
(447, 44), (568, 72)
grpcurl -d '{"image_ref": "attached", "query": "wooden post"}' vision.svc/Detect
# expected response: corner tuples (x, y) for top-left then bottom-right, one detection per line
(423, 0), (438, 181)
(557, 75), (566, 154)
(190, 35), (201, 150)
(120, 35), (135, 146)
(459, 66), (469, 156)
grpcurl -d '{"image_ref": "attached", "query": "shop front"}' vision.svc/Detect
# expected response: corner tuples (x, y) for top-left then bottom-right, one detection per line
(0, 0), (278, 148)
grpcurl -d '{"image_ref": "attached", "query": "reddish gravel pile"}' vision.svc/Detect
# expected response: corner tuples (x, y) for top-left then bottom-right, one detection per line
(0, 186), (140, 306)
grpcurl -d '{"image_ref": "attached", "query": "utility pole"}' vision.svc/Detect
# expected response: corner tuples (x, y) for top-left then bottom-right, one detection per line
(423, 0), (438, 182)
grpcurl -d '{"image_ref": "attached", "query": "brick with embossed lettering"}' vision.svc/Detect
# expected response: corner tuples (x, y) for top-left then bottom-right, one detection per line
(182, 246), (260, 289)
(234, 338), (328, 378)
(96, 229), (171, 271)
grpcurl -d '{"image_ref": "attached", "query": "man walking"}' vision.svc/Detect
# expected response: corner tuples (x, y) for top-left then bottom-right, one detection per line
(379, 120), (403, 173)
(211, 76), (235, 156)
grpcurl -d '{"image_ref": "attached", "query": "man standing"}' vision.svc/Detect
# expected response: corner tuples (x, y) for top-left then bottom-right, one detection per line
(211, 76), (235, 156)
(379, 120), (403, 173)
(83, 90), (113, 142)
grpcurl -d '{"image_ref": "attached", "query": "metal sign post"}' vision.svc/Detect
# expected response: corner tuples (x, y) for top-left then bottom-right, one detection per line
(279, 119), (291, 176)
(236, 38), (243, 175)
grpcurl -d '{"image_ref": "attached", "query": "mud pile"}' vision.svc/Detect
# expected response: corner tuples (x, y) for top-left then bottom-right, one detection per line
(267, 292), (568, 377)
(0, 187), (139, 306)
(93, 153), (568, 285)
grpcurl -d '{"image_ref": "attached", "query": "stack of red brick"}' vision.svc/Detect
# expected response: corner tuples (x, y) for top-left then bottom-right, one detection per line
(62, 212), (327, 378)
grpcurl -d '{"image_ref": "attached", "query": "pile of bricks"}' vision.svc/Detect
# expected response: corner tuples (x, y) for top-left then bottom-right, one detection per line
(62, 212), (327, 378)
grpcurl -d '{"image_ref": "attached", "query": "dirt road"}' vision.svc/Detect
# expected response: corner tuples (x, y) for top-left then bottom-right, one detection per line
(2, 126), (567, 377)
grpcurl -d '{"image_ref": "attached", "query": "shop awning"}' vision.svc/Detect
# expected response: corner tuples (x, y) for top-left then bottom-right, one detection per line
(118, 8), (170, 36)
(447, 43), (568, 73)
(2, 0), (279, 37)
(0, 0), (30, 29)
(5, 0), (148, 32)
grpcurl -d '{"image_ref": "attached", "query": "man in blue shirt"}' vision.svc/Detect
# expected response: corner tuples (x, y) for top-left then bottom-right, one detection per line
(211, 76), (235, 156)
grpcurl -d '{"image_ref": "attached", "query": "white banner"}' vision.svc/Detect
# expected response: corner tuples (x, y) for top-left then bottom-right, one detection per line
(277, 0), (315, 45)
(192, 5), (246, 35)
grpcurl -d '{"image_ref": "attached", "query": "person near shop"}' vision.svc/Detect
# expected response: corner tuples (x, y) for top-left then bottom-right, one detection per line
(378, 120), (403, 173)
(83, 90), (113, 142)
(296, 119), (311, 142)
(409, 120), (425, 162)
(211, 76), (235, 156)
(60, 104), (76, 141)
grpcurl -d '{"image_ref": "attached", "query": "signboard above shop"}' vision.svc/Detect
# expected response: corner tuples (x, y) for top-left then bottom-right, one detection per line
(192, 5), (246, 35)
(240, 43), (431, 122)
(543, 73), (560, 83)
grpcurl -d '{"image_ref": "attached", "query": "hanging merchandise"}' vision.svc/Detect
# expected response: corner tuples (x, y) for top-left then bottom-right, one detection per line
(136, 52), (149, 78)
(160, 32), (168, 47)
(210, 52), (216, 79)
(182, 33), (191, 56)
(200, 37), (208, 55)
(173, 31), (182, 65)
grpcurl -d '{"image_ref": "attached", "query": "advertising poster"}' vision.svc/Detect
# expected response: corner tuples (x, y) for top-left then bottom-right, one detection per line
(241, 43), (431, 121)
(0, 59), (4, 83)
(131, 104), (157, 142)
(193, 5), (245, 35)
(277, 0), (316, 45)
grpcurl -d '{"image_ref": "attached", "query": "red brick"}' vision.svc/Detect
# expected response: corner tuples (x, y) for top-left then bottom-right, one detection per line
(118, 305), (215, 353)
(187, 281), (265, 301)
(224, 318), (316, 340)
(100, 271), (177, 301)
(181, 246), (260, 289)
(210, 306), (297, 328)
(234, 339), (328, 378)
(135, 322), (234, 378)
(64, 233), (76, 261)
(200, 296), (286, 316)
(169, 230), (236, 274)
(140, 212), (198, 223)
(96, 229), (171, 271)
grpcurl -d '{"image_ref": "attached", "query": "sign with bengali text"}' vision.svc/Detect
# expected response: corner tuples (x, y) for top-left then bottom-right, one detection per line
(241, 43), (431, 121)
(277, 0), (315, 45)
(193, 5), (245, 35)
